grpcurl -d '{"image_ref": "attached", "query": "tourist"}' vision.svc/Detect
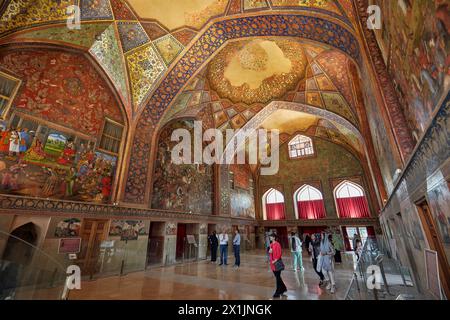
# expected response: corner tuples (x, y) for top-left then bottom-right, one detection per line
(290, 232), (303, 272)
(269, 233), (287, 298)
(352, 234), (361, 252)
(208, 230), (218, 263)
(355, 239), (363, 261)
(233, 228), (241, 268)
(332, 231), (344, 264)
(319, 232), (336, 294)
(309, 233), (325, 286)
(218, 228), (229, 266)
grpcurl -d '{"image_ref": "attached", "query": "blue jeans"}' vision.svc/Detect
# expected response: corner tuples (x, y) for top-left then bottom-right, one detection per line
(233, 245), (240, 266)
(220, 244), (228, 264)
(292, 251), (303, 270)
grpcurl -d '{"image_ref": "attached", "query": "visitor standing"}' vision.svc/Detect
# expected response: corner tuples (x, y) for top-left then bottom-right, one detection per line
(332, 231), (344, 264)
(208, 230), (218, 263)
(233, 228), (241, 268)
(290, 232), (303, 272)
(219, 228), (229, 266)
(269, 233), (287, 298)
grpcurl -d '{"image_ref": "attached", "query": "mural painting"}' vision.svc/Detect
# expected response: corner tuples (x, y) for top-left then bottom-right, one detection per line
(54, 218), (81, 238)
(229, 164), (255, 218)
(0, 49), (123, 203)
(109, 220), (147, 241)
(375, 0), (450, 142)
(151, 120), (213, 214)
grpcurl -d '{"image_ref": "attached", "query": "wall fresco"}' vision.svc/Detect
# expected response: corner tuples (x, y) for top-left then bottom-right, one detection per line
(0, 49), (123, 203)
(151, 120), (214, 214)
(373, 0), (449, 142)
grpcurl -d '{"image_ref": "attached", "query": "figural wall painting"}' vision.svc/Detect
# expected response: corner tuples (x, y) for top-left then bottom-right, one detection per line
(0, 49), (124, 203)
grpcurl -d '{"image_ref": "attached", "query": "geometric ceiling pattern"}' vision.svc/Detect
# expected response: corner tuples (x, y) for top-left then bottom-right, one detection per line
(0, 0), (358, 119)
(162, 40), (359, 137)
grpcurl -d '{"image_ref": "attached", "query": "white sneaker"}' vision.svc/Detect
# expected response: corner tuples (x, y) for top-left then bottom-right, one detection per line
(326, 283), (332, 290)
(330, 285), (336, 294)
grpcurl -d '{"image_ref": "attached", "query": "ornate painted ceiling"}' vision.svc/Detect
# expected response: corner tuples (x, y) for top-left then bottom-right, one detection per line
(160, 38), (361, 155)
(0, 0), (359, 122)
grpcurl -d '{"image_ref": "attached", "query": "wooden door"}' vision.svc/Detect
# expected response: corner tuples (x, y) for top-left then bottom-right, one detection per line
(77, 219), (109, 277)
(417, 201), (450, 298)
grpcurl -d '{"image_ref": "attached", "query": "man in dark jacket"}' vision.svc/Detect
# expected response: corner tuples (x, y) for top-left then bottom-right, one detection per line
(308, 233), (325, 286)
(208, 231), (219, 263)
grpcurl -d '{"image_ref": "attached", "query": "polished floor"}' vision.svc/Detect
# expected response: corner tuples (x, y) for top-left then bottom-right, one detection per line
(69, 251), (356, 300)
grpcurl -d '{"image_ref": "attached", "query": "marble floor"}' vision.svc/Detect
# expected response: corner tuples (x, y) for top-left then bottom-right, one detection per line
(69, 251), (357, 300)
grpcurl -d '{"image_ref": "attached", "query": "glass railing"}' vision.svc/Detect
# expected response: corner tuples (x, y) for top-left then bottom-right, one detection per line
(345, 236), (430, 300)
(0, 230), (67, 300)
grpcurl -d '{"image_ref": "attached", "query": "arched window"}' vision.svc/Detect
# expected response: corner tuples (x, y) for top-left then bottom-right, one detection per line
(294, 185), (326, 219)
(334, 181), (370, 218)
(288, 134), (314, 159)
(262, 188), (286, 220)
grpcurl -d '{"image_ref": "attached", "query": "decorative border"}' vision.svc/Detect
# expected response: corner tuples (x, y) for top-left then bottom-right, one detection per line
(353, 0), (414, 162)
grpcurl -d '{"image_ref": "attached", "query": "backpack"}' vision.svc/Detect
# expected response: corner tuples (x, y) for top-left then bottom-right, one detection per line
(291, 237), (296, 251)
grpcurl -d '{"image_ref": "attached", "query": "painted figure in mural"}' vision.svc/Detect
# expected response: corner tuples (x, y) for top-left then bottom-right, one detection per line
(23, 138), (46, 162)
(101, 171), (112, 203)
(74, 142), (86, 164)
(1, 169), (13, 190)
(0, 128), (11, 154)
(41, 167), (60, 198)
(18, 128), (30, 154)
(57, 140), (76, 166)
(65, 167), (77, 197)
(8, 129), (20, 157)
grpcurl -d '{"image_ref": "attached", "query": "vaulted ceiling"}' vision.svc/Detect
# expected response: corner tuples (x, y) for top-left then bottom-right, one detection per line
(0, 0), (360, 122)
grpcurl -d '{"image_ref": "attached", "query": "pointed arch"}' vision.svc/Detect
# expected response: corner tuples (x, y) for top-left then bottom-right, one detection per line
(293, 185), (326, 219)
(334, 180), (370, 218)
(262, 188), (285, 221)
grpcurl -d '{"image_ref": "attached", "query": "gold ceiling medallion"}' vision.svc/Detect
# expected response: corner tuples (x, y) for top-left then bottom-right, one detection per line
(207, 39), (307, 105)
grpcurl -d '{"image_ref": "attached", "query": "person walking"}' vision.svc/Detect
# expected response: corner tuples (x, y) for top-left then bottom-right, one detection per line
(319, 232), (336, 294)
(208, 230), (219, 263)
(233, 228), (241, 268)
(269, 233), (287, 298)
(290, 232), (303, 272)
(218, 228), (229, 266)
(308, 233), (325, 286)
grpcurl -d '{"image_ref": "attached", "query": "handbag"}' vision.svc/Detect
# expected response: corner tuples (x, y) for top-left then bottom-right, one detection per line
(274, 259), (285, 272)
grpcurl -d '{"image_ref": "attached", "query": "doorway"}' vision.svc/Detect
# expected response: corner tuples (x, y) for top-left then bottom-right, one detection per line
(77, 219), (109, 277)
(417, 200), (450, 298)
(176, 223), (187, 260)
(146, 222), (165, 267)
(2, 223), (38, 266)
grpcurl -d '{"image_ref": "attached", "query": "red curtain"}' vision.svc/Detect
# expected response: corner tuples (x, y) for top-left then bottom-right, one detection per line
(297, 200), (326, 219)
(266, 203), (286, 220)
(336, 196), (370, 218)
